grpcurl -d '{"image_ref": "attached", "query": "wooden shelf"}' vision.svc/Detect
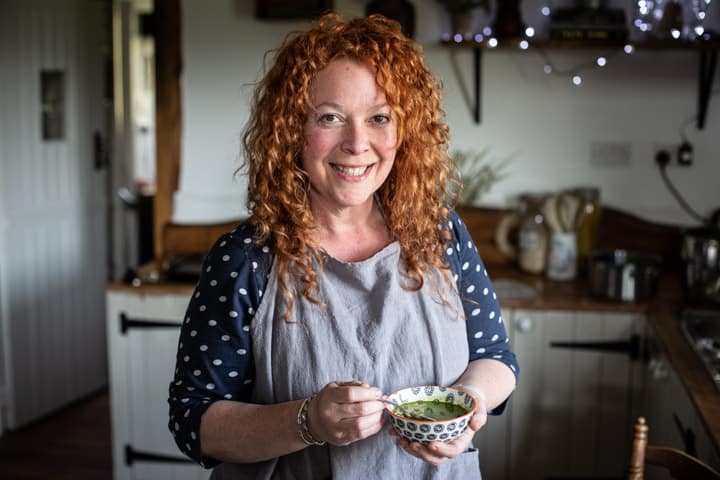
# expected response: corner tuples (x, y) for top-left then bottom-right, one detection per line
(442, 38), (719, 129)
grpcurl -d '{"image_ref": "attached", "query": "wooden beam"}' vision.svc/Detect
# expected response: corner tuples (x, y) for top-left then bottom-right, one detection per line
(154, 0), (182, 269)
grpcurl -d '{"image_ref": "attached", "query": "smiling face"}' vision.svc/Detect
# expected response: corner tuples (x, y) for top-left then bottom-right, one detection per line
(302, 58), (398, 217)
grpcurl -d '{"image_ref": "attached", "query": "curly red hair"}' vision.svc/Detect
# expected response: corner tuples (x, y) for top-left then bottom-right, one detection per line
(242, 13), (458, 317)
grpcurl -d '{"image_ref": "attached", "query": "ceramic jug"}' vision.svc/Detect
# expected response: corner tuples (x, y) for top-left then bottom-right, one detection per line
(495, 194), (549, 274)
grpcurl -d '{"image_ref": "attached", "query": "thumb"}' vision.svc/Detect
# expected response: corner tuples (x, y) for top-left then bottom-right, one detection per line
(469, 409), (487, 431)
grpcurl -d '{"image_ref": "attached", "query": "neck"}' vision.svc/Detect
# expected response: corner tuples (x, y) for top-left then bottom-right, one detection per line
(312, 201), (379, 237)
(310, 200), (392, 262)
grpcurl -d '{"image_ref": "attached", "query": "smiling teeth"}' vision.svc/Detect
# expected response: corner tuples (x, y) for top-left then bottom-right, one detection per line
(332, 164), (368, 176)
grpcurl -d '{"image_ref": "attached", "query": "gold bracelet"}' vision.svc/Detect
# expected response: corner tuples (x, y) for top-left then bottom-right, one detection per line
(296, 396), (326, 446)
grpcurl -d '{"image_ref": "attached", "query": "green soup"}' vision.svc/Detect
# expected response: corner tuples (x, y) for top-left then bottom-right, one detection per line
(397, 401), (468, 421)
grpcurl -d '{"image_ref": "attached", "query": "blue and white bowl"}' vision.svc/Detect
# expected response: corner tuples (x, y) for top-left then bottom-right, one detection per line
(385, 385), (477, 443)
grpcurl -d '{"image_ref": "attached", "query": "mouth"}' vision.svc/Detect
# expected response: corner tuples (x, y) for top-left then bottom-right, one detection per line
(330, 163), (373, 177)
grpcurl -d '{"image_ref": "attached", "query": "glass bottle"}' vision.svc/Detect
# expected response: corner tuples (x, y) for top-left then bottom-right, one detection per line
(573, 187), (601, 272)
(517, 194), (549, 275)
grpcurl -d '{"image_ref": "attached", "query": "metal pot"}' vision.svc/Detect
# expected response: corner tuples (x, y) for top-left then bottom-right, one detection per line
(588, 250), (662, 302)
(682, 227), (720, 306)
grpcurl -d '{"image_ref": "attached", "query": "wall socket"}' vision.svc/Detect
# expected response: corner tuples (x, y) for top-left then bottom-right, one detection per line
(654, 142), (693, 167)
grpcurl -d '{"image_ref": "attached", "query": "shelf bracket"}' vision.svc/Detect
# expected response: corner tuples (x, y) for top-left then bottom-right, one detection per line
(697, 50), (717, 130)
(473, 47), (482, 124)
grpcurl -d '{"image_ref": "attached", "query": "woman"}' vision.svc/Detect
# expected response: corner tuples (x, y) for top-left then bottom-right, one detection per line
(168, 13), (518, 479)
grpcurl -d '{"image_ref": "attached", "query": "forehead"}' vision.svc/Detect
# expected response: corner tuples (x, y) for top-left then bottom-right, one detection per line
(309, 58), (387, 104)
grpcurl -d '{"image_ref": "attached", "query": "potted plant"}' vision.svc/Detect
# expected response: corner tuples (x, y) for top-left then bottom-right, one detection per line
(448, 148), (508, 207)
(436, 0), (490, 35)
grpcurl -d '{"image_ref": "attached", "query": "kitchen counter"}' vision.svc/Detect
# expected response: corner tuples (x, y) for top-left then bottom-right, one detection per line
(490, 267), (650, 313)
(649, 279), (720, 460)
(489, 267), (720, 458)
(107, 281), (195, 295)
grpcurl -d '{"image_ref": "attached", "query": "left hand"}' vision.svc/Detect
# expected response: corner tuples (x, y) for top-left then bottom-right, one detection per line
(389, 394), (488, 467)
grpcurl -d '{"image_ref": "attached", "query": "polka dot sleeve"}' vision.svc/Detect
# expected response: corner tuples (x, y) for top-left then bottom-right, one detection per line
(167, 223), (270, 468)
(445, 210), (520, 399)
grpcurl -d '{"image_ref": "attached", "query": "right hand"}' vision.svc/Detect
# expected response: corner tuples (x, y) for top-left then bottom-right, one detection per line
(307, 380), (385, 446)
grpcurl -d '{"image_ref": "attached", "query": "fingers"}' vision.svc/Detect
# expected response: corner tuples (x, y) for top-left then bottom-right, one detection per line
(469, 410), (487, 431)
(426, 428), (475, 458)
(309, 381), (385, 446)
(391, 423), (478, 467)
(315, 384), (383, 420)
(394, 436), (449, 467)
(321, 410), (385, 446)
(334, 380), (366, 387)
(331, 381), (382, 403)
(355, 411), (386, 439)
(403, 441), (449, 466)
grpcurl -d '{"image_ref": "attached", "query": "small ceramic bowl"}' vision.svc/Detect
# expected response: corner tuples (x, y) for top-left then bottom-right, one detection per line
(384, 385), (477, 443)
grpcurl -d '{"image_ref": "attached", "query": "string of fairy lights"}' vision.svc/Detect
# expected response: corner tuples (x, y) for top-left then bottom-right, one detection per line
(441, 0), (714, 87)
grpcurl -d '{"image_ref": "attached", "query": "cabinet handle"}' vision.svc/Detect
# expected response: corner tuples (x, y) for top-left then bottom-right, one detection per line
(93, 130), (107, 170)
(119, 312), (182, 335)
(549, 334), (641, 360)
(124, 444), (192, 466)
(673, 413), (697, 457)
(515, 316), (534, 333)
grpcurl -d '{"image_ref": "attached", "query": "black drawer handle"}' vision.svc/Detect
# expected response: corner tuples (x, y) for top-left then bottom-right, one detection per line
(120, 312), (182, 335)
(124, 444), (192, 466)
(549, 334), (641, 360)
(673, 413), (697, 457)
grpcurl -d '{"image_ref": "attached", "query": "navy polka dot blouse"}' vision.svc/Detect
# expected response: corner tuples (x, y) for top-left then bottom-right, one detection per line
(168, 210), (519, 467)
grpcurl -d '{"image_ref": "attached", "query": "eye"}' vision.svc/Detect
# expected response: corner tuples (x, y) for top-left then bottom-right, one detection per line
(317, 113), (342, 124)
(370, 114), (391, 124)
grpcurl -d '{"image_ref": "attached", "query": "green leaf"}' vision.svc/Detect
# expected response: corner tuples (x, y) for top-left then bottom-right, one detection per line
(449, 148), (510, 206)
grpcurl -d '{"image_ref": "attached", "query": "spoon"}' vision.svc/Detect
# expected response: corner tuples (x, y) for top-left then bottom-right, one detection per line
(379, 398), (436, 421)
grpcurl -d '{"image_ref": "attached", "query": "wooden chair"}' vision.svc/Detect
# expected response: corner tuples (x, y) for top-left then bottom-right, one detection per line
(628, 417), (720, 480)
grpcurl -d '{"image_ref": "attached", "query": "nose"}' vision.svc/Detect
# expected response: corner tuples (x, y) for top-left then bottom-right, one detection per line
(341, 121), (370, 155)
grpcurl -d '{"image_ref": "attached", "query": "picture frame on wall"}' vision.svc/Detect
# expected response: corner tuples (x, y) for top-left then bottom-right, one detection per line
(255, 0), (334, 19)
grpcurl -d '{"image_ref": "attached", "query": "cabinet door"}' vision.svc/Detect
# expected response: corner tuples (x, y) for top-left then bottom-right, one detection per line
(507, 309), (645, 479)
(107, 291), (210, 480)
(473, 393), (510, 479)
(641, 335), (720, 478)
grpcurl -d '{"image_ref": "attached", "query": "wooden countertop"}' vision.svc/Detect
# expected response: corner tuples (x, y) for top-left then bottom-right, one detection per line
(648, 276), (720, 459)
(107, 281), (194, 295)
(490, 267), (651, 313)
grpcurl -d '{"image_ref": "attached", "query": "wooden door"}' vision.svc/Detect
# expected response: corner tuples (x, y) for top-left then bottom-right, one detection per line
(0, 0), (110, 429)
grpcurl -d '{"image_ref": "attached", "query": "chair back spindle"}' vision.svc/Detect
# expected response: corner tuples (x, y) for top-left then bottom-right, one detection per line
(627, 416), (720, 480)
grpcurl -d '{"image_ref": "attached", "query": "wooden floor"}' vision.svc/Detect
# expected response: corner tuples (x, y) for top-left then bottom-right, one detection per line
(0, 389), (112, 480)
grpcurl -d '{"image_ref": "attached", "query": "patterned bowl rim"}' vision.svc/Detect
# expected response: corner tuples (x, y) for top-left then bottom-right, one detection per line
(383, 385), (477, 423)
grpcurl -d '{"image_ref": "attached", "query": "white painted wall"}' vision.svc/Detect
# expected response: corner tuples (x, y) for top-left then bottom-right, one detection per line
(178, 0), (720, 227)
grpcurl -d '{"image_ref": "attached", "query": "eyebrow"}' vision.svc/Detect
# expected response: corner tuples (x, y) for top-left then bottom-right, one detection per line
(313, 102), (390, 111)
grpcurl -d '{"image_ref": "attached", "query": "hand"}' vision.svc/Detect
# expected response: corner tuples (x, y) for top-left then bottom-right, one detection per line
(308, 381), (386, 447)
(390, 392), (488, 467)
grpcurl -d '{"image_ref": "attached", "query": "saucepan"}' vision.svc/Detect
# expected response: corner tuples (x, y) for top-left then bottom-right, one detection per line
(682, 226), (720, 306)
(588, 250), (662, 303)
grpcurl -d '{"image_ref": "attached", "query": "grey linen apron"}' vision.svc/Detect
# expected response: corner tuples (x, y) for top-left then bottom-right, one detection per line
(211, 242), (481, 479)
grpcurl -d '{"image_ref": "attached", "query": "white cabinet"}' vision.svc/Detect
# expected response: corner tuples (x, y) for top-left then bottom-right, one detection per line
(107, 288), (210, 480)
(640, 326), (720, 478)
(474, 308), (646, 480)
